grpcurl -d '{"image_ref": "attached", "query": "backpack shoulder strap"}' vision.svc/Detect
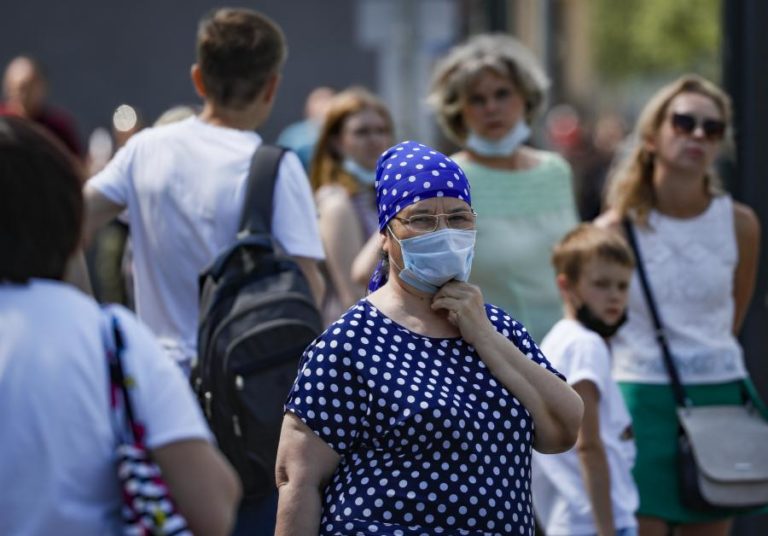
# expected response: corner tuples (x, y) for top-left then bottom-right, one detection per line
(239, 144), (288, 237)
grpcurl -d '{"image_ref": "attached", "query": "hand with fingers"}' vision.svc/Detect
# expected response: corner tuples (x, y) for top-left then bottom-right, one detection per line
(430, 281), (495, 346)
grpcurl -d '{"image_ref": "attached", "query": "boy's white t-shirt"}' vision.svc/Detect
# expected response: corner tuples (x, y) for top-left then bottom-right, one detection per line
(89, 116), (324, 364)
(532, 319), (638, 535)
(0, 280), (212, 536)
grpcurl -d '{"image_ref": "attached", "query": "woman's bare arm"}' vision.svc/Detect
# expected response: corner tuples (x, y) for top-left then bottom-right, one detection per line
(152, 439), (242, 536)
(316, 186), (367, 308)
(274, 412), (341, 536)
(351, 232), (383, 287)
(732, 201), (761, 334)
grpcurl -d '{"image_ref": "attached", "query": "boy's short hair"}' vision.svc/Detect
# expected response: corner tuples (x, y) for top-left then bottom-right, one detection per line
(0, 116), (83, 282)
(552, 223), (635, 283)
(196, 8), (287, 110)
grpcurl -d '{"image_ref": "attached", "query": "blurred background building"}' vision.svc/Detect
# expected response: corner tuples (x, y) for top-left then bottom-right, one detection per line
(2, 1), (767, 531)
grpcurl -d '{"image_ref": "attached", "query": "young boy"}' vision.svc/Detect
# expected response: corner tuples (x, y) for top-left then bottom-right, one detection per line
(532, 223), (639, 536)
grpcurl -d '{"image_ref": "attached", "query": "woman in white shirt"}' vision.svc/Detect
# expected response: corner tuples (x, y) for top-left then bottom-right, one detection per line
(0, 116), (241, 536)
(597, 74), (761, 536)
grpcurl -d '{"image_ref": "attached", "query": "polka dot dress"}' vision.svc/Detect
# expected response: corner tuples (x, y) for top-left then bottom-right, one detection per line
(285, 300), (565, 535)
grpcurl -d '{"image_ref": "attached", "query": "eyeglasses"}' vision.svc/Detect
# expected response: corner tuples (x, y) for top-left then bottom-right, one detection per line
(669, 113), (726, 141)
(393, 210), (477, 233)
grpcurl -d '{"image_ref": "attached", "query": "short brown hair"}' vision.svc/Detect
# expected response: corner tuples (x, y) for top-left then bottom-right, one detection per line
(0, 116), (84, 282)
(552, 224), (635, 283)
(196, 8), (287, 109)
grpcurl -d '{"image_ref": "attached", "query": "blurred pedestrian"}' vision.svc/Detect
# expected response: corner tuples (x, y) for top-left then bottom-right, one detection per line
(277, 85), (335, 170)
(1, 55), (83, 158)
(427, 33), (579, 342)
(87, 103), (144, 306)
(0, 116), (240, 536)
(83, 8), (324, 374)
(577, 112), (628, 222)
(597, 74), (761, 536)
(309, 87), (394, 322)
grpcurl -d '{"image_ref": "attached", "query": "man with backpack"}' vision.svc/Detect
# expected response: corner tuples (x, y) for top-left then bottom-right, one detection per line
(84, 7), (324, 373)
(83, 7), (325, 533)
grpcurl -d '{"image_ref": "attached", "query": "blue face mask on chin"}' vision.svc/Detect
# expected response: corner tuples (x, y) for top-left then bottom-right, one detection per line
(465, 119), (531, 157)
(388, 227), (476, 294)
(342, 157), (377, 185)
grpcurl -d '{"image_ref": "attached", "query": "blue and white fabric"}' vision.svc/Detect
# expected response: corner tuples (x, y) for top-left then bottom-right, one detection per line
(285, 299), (565, 535)
(368, 141), (472, 292)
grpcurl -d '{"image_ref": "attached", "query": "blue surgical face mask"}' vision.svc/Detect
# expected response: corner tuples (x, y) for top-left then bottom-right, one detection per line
(342, 157), (377, 185)
(465, 119), (531, 157)
(388, 227), (476, 294)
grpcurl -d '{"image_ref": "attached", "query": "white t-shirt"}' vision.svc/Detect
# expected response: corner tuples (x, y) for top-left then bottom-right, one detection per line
(88, 116), (325, 364)
(532, 319), (638, 535)
(0, 280), (212, 536)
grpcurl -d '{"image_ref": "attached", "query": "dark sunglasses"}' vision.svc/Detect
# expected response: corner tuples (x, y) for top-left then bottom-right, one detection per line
(669, 113), (726, 141)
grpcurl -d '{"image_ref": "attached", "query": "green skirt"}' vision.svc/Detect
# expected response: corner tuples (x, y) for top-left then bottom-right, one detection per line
(619, 380), (768, 524)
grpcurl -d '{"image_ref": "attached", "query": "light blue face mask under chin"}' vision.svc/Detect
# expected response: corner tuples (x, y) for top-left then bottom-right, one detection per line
(465, 119), (531, 157)
(342, 157), (377, 185)
(388, 227), (476, 294)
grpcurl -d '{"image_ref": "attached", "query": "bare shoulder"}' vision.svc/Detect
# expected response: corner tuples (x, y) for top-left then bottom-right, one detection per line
(733, 201), (761, 243)
(593, 209), (622, 232)
(315, 184), (352, 210)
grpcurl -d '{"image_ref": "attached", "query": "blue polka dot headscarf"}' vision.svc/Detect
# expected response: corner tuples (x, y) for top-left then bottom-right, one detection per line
(367, 140), (472, 292)
(375, 140), (472, 231)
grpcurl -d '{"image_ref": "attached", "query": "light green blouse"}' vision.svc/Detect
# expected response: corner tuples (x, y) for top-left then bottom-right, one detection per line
(454, 151), (578, 342)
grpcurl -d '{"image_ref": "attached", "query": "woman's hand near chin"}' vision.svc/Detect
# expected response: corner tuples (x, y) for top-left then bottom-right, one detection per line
(432, 280), (583, 453)
(430, 281), (494, 346)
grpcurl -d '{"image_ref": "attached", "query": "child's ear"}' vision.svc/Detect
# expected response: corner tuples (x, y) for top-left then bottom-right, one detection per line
(556, 274), (579, 307)
(556, 273), (571, 294)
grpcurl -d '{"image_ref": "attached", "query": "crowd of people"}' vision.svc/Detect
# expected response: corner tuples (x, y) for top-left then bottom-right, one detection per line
(0, 6), (763, 536)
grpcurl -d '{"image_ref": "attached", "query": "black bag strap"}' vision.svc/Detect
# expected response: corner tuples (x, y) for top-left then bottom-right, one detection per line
(238, 144), (288, 237)
(104, 312), (140, 442)
(623, 218), (692, 408)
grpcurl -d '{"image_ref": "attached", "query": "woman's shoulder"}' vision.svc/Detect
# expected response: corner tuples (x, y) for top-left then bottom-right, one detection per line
(593, 209), (623, 231)
(104, 304), (169, 362)
(315, 183), (351, 204)
(732, 199), (760, 234)
(315, 300), (379, 340)
(484, 303), (529, 336)
(526, 148), (572, 175)
(732, 199), (761, 251)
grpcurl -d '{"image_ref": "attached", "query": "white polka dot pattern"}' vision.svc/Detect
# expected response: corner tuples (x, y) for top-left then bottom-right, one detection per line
(285, 300), (565, 535)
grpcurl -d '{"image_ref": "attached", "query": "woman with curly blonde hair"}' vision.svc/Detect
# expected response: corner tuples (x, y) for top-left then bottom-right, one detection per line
(598, 74), (761, 536)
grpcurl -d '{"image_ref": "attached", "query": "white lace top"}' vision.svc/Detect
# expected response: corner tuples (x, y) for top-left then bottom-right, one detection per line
(612, 195), (747, 384)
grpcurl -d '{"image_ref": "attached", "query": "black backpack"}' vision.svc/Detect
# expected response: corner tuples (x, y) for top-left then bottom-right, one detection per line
(191, 145), (323, 500)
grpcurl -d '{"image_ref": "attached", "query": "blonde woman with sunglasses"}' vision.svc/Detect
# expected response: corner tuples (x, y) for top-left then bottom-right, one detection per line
(597, 74), (761, 536)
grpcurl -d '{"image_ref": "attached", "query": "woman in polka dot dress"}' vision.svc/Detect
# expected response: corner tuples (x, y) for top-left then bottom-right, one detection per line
(274, 141), (583, 536)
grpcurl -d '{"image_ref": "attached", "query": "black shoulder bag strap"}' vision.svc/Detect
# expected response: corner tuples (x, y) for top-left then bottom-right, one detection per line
(622, 218), (692, 408)
(238, 144), (288, 238)
(104, 312), (140, 442)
